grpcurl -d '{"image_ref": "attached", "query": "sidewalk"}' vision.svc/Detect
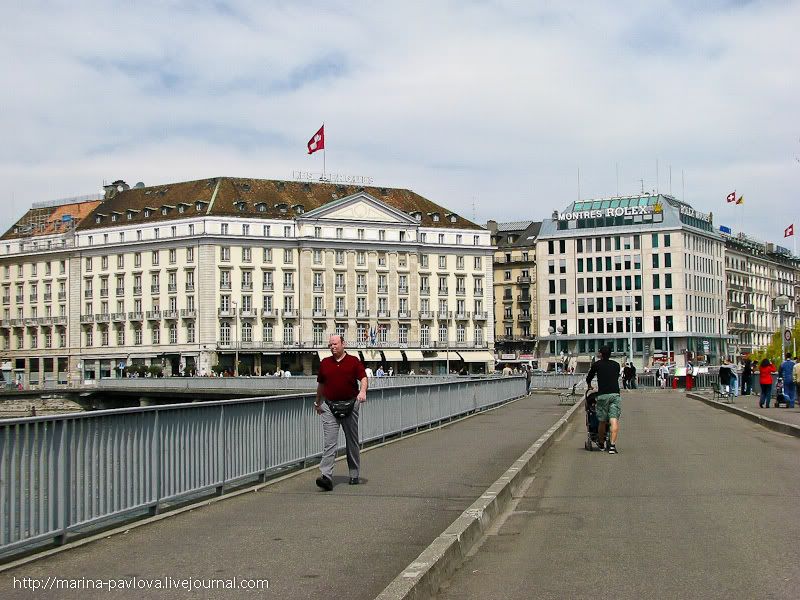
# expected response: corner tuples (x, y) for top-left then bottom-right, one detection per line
(0, 393), (571, 600)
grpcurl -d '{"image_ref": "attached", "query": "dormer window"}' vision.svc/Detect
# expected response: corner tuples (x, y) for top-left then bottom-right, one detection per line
(410, 211), (422, 221)
(111, 214), (118, 222)
(161, 207), (168, 215)
(178, 205), (184, 214)
(255, 203), (267, 212)
(429, 212), (440, 223)
(292, 204), (305, 215)
(275, 203), (288, 214)
(144, 209), (151, 218)
(195, 202), (204, 211)
(234, 201), (246, 212)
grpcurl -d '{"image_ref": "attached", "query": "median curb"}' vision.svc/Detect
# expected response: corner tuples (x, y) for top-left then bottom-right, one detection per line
(374, 399), (585, 600)
(687, 392), (800, 438)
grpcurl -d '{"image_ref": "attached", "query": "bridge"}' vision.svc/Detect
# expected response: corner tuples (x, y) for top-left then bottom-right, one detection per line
(0, 379), (798, 599)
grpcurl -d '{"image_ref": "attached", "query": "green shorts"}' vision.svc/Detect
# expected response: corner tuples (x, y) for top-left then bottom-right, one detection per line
(595, 393), (621, 421)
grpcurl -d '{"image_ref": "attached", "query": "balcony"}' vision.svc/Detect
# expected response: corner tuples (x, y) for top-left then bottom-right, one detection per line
(312, 309), (327, 318)
(419, 311), (434, 320)
(261, 309), (276, 318)
(437, 287), (448, 295)
(239, 308), (258, 318)
(53, 316), (67, 325)
(473, 312), (488, 321)
(728, 300), (743, 308)
(335, 285), (346, 293)
(168, 284), (178, 293)
(729, 321), (755, 331)
(518, 313), (532, 322)
(99, 289), (108, 298)
(455, 288), (466, 297)
(133, 286), (142, 296)
(397, 311), (412, 319)
(217, 308), (234, 317)
(111, 312), (126, 322)
(262, 283), (274, 292)
(116, 288), (125, 297)
(356, 310), (370, 319)
(419, 287), (430, 296)
(10, 318), (24, 326)
(313, 284), (325, 292)
(241, 283), (253, 292)
(58, 292), (66, 300)
(398, 287), (409, 295)
(145, 311), (161, 321)
(128, 311), (143, 321)
(742, 303), (755, 310)
(517, 276), (532, 283)
(95, 313), (111, 323)
(163, 310), (178, 320)
(220, 283), (231, 291)
(180, 309), (196, 318)
(473, 289), (484, 297)
(502, 296), (513, 303)
(83, 290), (93, 299)
(15, 295), (23, 304)
(43, 293), (52, 302)
(185, 284), (195, 292)
(25, 317), (38, 326)
(334, 309), (348, 319)
(377, 310), (391, 319)
(282, 309), (299, 318)
(454, 311), (471, 320)
(150, 286), (160, 294)
(37, 317), (53, 325)
(377, 286), (389, 294)
(283, 285), (295, 293)
(356, 285), (368, 293)
(437, 311), (452, 320)
(517, 295), (532, 303)
(2, 296), (9, 305)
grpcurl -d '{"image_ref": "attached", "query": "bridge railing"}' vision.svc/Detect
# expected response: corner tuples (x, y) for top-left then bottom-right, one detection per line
(0, 376), (525, 560)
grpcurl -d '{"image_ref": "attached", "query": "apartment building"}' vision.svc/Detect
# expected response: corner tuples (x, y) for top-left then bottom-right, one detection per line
(535, 194), (732, 370)
(0, 177), (495, 385)
(486, 220), (541, 366)
(722, 232), (798, 356)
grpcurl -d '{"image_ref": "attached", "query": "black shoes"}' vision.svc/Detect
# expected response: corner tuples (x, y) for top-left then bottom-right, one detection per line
(315, 475), (333, 491)
(349, 477), (359, 485)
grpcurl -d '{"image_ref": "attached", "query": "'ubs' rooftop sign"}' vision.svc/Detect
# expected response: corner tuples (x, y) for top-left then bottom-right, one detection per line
(557, 205), (658, 221)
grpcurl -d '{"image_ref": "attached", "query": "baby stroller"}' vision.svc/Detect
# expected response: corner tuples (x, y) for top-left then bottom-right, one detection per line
(775, 376), (789, 408)
(583, 390), (608, 451)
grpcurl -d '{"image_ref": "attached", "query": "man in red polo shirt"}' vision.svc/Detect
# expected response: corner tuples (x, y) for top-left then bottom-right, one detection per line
(314, 334), (368, 491)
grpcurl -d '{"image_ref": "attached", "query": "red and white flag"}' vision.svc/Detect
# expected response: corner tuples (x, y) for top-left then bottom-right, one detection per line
(726, 191), (736, 203)
(785, 224), (794, 238)
(307, 125), (324, 154)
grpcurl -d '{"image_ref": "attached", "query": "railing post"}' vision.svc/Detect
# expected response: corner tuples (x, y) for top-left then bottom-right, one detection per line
(54, 418), (70, 545)
(149, 409), (161, 516)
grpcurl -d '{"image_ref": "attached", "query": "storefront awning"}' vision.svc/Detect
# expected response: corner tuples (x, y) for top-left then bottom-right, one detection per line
(360, 349), (382, 362)
(382, 350), (404, 361)
(403, 350), (425, 361)
(424, 351), (461, 361)
(317, 350), (331, 360)
(457, 351), (495, 363)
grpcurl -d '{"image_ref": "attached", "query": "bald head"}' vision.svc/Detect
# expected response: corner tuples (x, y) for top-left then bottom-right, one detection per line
(328, 334), (345, 358)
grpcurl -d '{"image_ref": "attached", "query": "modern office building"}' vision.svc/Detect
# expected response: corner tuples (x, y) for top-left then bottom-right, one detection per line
(0, 177), (496, 386)
(721, 231), (798, 357)
(487, 220), (541, 366)
(535, 194), (732, 371)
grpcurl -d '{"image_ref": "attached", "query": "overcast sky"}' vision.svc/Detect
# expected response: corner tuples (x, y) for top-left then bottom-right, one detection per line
(2, 0), (798, 246)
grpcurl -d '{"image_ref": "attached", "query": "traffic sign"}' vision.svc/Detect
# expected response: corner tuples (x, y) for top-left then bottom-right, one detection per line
(784, 329), (792, 342)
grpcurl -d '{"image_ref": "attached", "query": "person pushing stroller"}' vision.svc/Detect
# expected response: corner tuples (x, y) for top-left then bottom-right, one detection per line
(585, 345), (622, 454)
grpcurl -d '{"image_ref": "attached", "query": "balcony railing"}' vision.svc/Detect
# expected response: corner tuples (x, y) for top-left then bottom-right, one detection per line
(241, 283), (253, 292)
(150, 286), (160, 294)
(335, 285), (346, 293)
(95, 313), (111, 323)
(261, 309), (276, 318)
(282, 309), (298, 318)
(15, 295), (23, 304)
(283, 285), (295, 293)
(454, 311), (471, 320)
(474, 289), (484, 296)
(83, 290), (93, 299)
(133, 286), (142, 296)
(43, 293), (52, 302)
(356, 310), (370, 318)
(220, 283), (231, 291)
(503, 296), (513, 303)
(217, 308), (234, 317)
(356, 285), (368, 293)
(80, 314), (95, 323)
(438, 311), (452, 320)
(2, 296), (9, 305)
(518, 313), (532, 322)
(437, 287), (448, 295)
(473, 312), (488, 320)
(168, 284), (178, 293)
(419, 287), (430, 296)
(397, 311), (412, 319)
(162, 310), (178, 319)
(517, 276), (532, 283)
(334, 309), (348, 318)
(376, 310), (391, 319)
(419, 311), (434, 320)
(377, 286), (389, 294)
(398, 287), (409, 295)
(239, 308), (258, 318)
(99, 289), (108, 298)
(180, 309), (196, 318)
(145, 311), (162, 320)
(58, 292), (66, 300)
(185, 284), (195, 292)
(111, 312), (126, 322)
(262, 283), (274, 292)
(313, 285), (324, 292)
(517, 295), (532, 303)
(455, 288), (466, 296)
(312, 309), (327, 318)
(128, 312), (143, 321)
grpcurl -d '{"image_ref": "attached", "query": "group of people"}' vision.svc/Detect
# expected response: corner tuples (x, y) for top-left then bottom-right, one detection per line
(621, 362), (637, 389)
(719, 355), (798, 409)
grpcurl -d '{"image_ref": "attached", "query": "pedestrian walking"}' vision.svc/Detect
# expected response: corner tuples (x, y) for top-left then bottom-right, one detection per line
(758, 358), (776, 408)
(585, 345), (622, 454)
(719, 359), (732, 395)
(730, 361), (739, 397)
(314, 335), (369, 491)
(779, 352), (795, 408)
(741, 360), (753, 395)
(525, 365), (532, 394)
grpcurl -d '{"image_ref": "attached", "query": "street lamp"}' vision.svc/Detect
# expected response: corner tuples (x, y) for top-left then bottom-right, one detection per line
(626, 294), (634, 366)
(231, 300), (239, 376)
(776, 295), (790, 361)
(548, 325), (564, 372)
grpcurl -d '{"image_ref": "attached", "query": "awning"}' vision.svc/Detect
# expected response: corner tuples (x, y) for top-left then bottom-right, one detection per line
(457, 351), (495, 363)
(360, 350), (382, 362)
(403, 350), (425, 361)
(425, 351), (461, 361)
(382, 350), (404, 361)
(317, 350), (330, 360)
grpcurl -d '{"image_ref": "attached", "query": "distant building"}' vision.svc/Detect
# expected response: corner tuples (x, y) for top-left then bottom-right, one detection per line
(487, 220), (541, 367)
(0, 178), (495, 386)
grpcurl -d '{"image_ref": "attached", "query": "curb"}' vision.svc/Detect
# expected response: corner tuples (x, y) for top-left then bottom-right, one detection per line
(374, 399), (585, 600)
(687, 392), (800, 438)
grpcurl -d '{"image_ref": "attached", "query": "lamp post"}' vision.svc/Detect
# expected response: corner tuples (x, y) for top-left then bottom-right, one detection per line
(776, 295), (790, 361)
(548, 325), (564, 372)
(626, 294), (634, 366)
(231, 300), (239, 377)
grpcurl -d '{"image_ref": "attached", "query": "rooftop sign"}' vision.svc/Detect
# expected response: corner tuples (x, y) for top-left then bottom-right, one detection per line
(679, 205), (711, 222)
(557, 204), (660, 221)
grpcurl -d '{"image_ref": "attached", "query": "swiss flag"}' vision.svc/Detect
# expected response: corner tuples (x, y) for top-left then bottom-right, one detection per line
(726, 191), (736, 203)
(785, 224), (794, 238)
(307, 125), (324, 154)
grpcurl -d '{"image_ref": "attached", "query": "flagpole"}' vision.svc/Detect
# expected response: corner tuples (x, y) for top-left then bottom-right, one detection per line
(322, 122), (326, 179)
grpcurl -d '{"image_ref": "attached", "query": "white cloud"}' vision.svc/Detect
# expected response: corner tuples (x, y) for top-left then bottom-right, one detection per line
(1, 0), (798, 244)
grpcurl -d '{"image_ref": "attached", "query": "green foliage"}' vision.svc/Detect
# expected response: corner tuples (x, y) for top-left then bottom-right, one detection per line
(751, 320), (800, 364)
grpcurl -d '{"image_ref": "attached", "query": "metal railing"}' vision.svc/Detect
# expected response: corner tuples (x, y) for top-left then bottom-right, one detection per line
(0, 376), (525, 559)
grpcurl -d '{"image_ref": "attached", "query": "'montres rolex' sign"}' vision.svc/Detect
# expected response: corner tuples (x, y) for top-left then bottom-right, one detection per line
(557, 205), (656, 221)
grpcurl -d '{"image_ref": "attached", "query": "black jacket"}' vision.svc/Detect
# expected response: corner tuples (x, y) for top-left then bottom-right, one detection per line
(586, 359), (621, 395)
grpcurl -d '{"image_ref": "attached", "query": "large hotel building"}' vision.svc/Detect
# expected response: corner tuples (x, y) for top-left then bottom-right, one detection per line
(533, 194), (798, 370)
(0, 178), (495, 386)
